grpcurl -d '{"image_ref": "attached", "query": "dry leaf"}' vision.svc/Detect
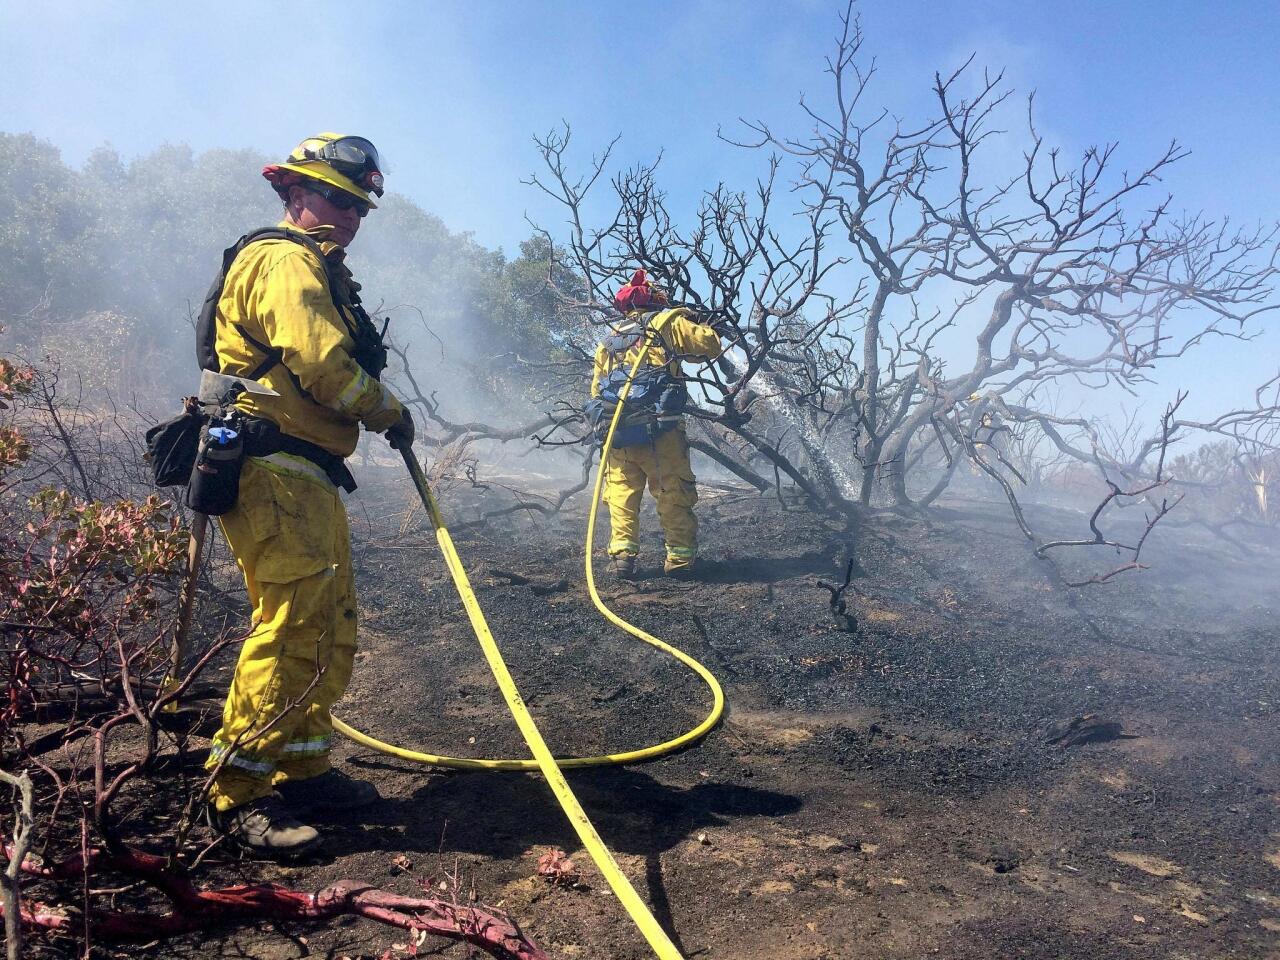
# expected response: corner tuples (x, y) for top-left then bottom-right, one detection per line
(537, 847), (580, 884)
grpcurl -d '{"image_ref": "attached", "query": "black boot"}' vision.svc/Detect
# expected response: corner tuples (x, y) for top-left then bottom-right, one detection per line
(610, 554), (638, 579)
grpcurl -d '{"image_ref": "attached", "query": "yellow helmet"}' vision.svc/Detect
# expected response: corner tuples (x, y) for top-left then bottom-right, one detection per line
(262, 132), (384, 207)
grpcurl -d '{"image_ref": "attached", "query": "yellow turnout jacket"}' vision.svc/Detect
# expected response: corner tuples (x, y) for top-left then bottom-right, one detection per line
(213, 221), (403, 457)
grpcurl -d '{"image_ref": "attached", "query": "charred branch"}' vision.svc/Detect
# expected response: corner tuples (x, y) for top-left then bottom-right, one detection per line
(4, 844), (546, 960)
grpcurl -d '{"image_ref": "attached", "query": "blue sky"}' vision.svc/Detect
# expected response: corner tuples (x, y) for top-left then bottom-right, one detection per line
(3, 0), (1278, 419)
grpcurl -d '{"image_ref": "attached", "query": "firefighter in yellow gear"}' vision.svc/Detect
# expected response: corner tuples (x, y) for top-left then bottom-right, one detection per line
(593, 270), (723, 578)
(204, 134), (412, 858)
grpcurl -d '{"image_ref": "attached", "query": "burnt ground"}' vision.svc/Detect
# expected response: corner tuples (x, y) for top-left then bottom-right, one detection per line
(33, 467), (1280, 959)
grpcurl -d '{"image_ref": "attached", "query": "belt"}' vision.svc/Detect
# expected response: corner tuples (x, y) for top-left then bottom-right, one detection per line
(239, 417), (357, 493)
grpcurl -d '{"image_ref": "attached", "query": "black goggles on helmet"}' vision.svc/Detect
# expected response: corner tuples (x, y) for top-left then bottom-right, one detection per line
(304, 136), (384, 196)
(303, 181), (371, 218)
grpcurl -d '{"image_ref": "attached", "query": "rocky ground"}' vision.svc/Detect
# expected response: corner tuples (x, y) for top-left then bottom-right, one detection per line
(25, 466), (1280, 959)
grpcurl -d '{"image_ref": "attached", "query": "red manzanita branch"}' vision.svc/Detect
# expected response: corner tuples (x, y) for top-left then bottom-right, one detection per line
(5, 845), (547, 960)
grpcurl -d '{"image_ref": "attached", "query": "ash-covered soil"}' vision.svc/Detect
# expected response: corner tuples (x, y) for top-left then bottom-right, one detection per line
(110, 468), (1280, 958)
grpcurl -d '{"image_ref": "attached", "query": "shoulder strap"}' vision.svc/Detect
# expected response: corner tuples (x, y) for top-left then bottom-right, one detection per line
(601, 311), (663, 356)
(198, 228), (291, 373)
(197, 227), (343, 387)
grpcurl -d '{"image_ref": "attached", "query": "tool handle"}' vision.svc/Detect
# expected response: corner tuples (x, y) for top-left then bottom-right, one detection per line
(396, 441), (444, 529)
(164, 511), (209, 712)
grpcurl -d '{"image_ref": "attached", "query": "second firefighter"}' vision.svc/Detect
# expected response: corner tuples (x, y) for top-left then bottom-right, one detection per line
(590, 270), (723, 579)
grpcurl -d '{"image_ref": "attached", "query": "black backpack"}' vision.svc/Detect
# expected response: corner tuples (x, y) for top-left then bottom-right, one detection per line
(194, 227), (388, 383)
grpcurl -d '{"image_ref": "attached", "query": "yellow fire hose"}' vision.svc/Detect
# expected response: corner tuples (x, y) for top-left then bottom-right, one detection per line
(332, 344), (724, 960)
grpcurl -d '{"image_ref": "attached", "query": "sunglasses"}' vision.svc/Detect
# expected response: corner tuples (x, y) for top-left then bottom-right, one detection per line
(305, 183), (371, 218)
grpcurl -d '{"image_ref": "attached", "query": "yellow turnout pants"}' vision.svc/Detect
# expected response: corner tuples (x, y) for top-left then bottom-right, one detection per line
(603, 428), (698, 568)
(205, 455), (358, 812)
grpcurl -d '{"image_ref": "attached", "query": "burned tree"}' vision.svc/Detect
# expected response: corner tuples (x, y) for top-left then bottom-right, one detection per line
(522, 4), (1280, 580)
(525, 127), (866, 509)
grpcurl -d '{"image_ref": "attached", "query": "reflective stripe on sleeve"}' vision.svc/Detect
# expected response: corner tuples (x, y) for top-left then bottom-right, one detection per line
(335, 368), (372, 414)
(376, 381), (399, 414)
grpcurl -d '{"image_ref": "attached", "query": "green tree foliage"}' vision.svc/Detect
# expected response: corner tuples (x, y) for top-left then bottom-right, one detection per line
(0, 133), (571, 409)
(486, 233), (586, 359)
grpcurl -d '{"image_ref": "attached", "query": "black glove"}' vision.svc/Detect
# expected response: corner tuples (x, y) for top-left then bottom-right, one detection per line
(707, 311), (738, 336)
(386, 408), (415, 450)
